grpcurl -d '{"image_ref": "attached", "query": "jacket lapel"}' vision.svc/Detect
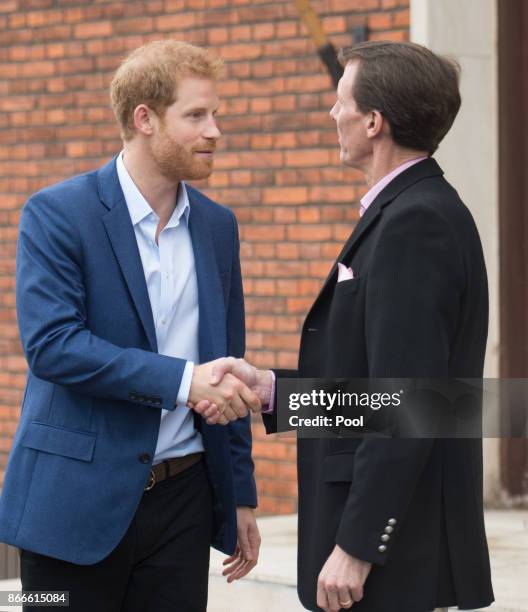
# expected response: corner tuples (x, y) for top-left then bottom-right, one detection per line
(98, 157), (158, 352)
(187, 190), (227, 363)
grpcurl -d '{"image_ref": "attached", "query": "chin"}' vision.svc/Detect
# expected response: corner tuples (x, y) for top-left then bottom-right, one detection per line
(185, 165), (214, 181)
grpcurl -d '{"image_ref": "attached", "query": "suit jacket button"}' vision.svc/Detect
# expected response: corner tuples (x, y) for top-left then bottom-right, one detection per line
(138, 453), (151, 464)
(388, 518), (397, 526)
(378, 545), (387, 553)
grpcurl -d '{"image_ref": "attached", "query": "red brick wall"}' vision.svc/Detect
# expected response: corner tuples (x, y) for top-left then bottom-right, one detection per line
(0, 0), (409, 514)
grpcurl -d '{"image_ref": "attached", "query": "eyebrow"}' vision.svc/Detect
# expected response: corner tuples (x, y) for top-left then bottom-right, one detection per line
(183, 106), (220, 114)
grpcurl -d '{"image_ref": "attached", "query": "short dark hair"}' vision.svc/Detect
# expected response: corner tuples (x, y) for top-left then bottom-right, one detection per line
(338, 41), (461, 154)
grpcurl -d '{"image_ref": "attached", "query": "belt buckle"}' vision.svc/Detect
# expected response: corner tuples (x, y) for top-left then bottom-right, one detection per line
(144, 469), (156, 491)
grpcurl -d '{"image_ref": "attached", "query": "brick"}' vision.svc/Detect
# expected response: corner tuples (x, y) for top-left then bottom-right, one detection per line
(285, 149), (330, 167)
(276, 352), (298, 369)
(253, 23), (274, 40)
(0, 0), (17, 12)
(272, 95), (296, 112)
(253, 279), (276, 296)
(251, 60), (273, 78)
(393, 9), (410, 27)
(368, 13), (392, 29)
(308, 186), (356, 203)
(298, 208), (320, 223)
(242, 261), (264, 277)
(245, 297), (286, 315)
(276, 243), (299, 259)
(275, 280), (298, 297)
(276, 21), (297, 38)
(272, 133), (296, 148)
(254, 245), (276, 259)
(264, 261), (309, 277)
(229, 27), (253, 45)
(370, 29), (408, 41)
(322, 15), (347, 33)
(231, 169), (256, 188)
(285, 74), (332, 93)
(309, 260), (334, 277)
(262, 187), (307, 205)
(273, 208), (297, 223)
(332, 0), (379, 9)
(154, 13), (196, 31)
(221, 43), (262, 61)
(20, 61), (55, 77)
(74, 21), (113, 38)
(253, 316), (276, 332)
(275, 316), (302, 333)
(242, 225), (285, 242)
(241, 77), (285, 97)
(251, 208), (273, 222)
(208, 27), (229, 44)
(250, 98), (272, 113)
(239, 151), (283, 168)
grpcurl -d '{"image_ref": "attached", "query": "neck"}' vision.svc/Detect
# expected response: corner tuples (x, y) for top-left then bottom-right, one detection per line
(122, 142), (179, 223)
(364, 144), (428, 187)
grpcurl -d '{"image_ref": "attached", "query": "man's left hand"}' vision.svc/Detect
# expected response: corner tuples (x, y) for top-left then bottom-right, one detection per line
(223, 507), (261, 583)
(317, 545), (372, 611)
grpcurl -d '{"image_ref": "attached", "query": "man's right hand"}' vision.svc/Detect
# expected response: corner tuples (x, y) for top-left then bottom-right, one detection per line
(188, 359), (262, 425)
(192, 358), (273, 425)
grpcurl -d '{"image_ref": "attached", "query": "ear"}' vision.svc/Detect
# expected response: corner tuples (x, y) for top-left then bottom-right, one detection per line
(133, 104), (156, 137)
(365, 110), (384, 139)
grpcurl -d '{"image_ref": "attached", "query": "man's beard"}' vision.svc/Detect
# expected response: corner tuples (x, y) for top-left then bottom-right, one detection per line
(151, 128), (215, 182)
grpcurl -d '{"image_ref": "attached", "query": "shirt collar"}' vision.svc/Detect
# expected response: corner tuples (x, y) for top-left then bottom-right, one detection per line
(360, 156), (428, 215)
(116, 151), (190, 227)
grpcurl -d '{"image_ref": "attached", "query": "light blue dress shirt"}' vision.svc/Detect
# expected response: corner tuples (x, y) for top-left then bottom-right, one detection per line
(116, 152), (204, 461)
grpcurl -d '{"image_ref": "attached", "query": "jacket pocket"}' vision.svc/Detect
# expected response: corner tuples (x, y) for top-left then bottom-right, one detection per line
(323, 450), (356, 482)
(21, 421), (96, 462)
(334, 277), (360, 296)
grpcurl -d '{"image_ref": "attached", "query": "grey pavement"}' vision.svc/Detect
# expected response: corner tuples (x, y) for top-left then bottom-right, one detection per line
(1, 510), (526, 611)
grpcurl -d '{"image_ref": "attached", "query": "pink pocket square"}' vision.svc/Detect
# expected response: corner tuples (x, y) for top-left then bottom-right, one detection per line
(337, 262), (354, 282)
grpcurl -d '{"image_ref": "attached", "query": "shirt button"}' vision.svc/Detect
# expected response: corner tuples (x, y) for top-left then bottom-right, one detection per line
(138, 453), (151, 464)
(161, 318), (167, 325)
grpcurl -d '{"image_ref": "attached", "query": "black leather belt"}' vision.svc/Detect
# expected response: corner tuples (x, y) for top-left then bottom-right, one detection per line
(144, 452), (203, 491)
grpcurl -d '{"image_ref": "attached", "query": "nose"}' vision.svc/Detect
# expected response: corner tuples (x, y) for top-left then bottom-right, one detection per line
(204, 115), (221, 140)
(330, 102), (338, 120)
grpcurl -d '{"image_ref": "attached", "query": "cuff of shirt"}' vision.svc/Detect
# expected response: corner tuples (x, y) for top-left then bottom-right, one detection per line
(176, 361), (194, 407)
(261, 370), (276, 414)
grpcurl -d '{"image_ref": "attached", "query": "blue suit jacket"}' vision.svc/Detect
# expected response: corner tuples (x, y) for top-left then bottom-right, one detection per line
(0, 157), (256, 564)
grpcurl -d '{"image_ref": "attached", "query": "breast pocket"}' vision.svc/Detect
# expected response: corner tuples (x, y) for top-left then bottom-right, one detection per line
(334, 277), (360, 297)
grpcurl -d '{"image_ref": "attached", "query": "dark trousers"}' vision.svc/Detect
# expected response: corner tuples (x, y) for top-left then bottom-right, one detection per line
(20, 460), (213, 612)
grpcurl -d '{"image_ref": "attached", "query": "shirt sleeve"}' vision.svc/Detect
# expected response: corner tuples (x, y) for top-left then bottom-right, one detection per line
(176, 361), (194, 407)
(261, 370), (276, 414)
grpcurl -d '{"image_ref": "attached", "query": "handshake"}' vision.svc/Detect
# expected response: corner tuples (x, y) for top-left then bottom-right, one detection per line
(187, 357), (273, 425)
